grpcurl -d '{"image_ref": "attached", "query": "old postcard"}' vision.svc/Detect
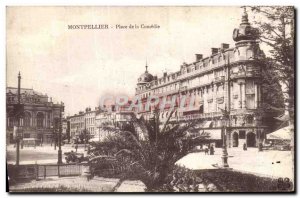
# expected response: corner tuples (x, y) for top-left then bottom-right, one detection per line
(6, 6), (295, 192)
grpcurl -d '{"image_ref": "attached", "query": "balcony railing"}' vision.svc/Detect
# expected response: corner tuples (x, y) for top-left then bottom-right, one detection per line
(246, 70), (260, 77)
(178, 112), (223, 121)
(231, 72), (245, 79)
(231, 70), (260, 79)
(214, 76), (225, 83)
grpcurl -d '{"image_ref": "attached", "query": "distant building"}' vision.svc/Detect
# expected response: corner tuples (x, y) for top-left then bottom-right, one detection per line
(62, 118), (70, 141)
(6, 87), (64, 144)
(95, 109), (115, 142)
(67, 107), (98, 141)
(94, 104), (144, 142)
(68, 111), (84, 141)
(84, 107), (97, 136)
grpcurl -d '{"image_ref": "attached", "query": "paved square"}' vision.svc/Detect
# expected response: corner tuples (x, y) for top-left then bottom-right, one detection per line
(176, 147), (294, 180)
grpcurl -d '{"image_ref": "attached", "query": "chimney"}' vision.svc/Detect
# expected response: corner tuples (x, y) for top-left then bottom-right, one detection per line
(211, 48), (219, 54)
(221, 43), (230, 49)
(195, 54), (203, 62)
(163, 72), (167, 77)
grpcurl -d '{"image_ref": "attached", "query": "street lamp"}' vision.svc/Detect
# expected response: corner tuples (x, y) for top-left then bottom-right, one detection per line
(57, 102), (64, 165)
(14, 124), (23, 166)
(219, 106), (229, 168)
(50, 123), (53, 146)
(14, 72), (24, 166)
(75, 126), (79, 152)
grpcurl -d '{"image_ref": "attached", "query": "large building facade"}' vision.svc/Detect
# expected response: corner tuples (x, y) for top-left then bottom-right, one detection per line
(134, 10), (267, 148)
(6, 87), (64, 144)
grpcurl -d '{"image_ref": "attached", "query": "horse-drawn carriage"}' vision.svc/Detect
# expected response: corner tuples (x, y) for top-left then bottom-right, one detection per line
(64, 151), (89, 163)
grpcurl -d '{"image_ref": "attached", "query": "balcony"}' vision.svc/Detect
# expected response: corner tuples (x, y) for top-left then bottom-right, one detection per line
(231, 70), (260, 80)
(231, 72), (245, 79)
(214, 76), (225, 83)
(246, 70), (261, 78)
(178, 112), (223, 121)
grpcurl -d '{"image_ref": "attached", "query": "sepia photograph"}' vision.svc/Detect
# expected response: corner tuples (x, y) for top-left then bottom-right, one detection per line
(5, 6), (295, 193)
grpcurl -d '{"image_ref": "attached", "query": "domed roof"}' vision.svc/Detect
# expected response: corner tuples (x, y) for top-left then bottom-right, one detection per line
(232, 8), (259, 42)
(137, 64), (153, 84)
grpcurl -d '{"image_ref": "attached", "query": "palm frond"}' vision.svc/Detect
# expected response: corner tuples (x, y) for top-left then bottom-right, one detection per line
(161, 110), (175, 134)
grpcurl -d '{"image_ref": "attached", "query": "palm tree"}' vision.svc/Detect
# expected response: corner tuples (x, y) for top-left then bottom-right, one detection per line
(92, 110), (207, 191)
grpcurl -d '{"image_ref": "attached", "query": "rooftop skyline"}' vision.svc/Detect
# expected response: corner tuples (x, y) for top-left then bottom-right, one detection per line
(6, 6), (267, 116)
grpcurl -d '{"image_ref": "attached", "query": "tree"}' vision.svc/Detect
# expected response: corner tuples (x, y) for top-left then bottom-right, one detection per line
(260, 58), (285, 131)
(249, 6), (294, 142)
(91, 111), (207, 191)
(79, 131), (85, 143)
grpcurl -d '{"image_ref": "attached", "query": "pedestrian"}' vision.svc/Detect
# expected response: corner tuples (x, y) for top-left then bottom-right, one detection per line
(75, 144), (78, 153)
(243, 143), (247, 151)
(210, 145), (215, 155)
(258, 142), (263, 152)
(204, 145), (209, 155)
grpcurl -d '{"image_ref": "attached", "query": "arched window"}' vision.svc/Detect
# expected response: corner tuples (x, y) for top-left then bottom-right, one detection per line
(37, 112), (44, 128)
(24, 112), (31, 127)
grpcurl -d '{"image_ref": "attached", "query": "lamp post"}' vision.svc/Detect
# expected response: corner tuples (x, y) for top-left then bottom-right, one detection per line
(15, 72), (24, 166)
(15, 127), (23, 166)
(50, 123), (54, 146)
(150, 108), (159, 146)
(57, 102), (64, 165)
(220, 106), (229, 168)
(219, 49), (232, 168)
(75, 126), (79, 152)
(84, 117), (87, 150)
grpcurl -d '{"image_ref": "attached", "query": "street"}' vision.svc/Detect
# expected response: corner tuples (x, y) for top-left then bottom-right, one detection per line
(7, 143), (294, 181)
(6, 144), (87, 164)
(176, 147), (294, 180)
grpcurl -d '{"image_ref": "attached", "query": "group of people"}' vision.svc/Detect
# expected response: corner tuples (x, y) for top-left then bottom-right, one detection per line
(203, 144), (215, 155)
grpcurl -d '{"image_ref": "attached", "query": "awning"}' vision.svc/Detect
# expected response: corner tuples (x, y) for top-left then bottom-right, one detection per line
(181, 105), (203, 112)
(199, 129), (222, 140)
(267, 126), (293, 140)
(274, 114), (289, 122)
(89, 137), (101, 142)
(203, 121), (213, 128)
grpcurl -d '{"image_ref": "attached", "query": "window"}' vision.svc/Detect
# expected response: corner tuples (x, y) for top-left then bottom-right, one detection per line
(24, 112), (31, 127)
(246, 80), (255, 109)
(36, 112), (44, 128)
(246, 49), (253, 59)
(246, 94), (255, 109)
(245, 80), (255, 94)
(246, 115), (254, 124)
(24, 133), (30, 138)
(239, 130), (246, 139)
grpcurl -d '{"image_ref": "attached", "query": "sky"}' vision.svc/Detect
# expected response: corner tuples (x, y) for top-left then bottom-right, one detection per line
(6, 6), (262, 116)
